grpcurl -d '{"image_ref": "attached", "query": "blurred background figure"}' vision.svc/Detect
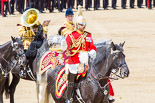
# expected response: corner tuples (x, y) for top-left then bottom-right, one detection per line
(10, 0), (15, 14)
(121, 0), (127, 9)
(16, 0), (25, 14)
(63, 0), (67, 9)
(47, 0), (55, 13)
(94, 0), (100, 10)
(1, 0), (9, 17)
(68, 0), (74, 8)
(130, 0), (135, 8)
(77, 0), (83, 9)
(26, 0), (31, 7)
(137, 0), (143, 8)
(38, 0), (44, 13)
(0, 0), (1, 16)
(89, 0), (92, 8)
(57, 0), (64, 12)
(103, 0), (109, 10)
(147, 0), (152, 9)
(112, 0), (117, 9)
(146, 0), (152, 9)
(85, 0), (91, 10)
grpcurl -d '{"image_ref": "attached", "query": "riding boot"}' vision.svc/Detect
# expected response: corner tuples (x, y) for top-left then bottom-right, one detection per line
(66, 73), (77, 103)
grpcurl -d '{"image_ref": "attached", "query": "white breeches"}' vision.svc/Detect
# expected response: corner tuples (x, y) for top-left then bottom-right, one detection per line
(65, 63), (80, 74)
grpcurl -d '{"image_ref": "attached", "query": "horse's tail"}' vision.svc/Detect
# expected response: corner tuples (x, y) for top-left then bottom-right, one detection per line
(4, 73), (10, 99)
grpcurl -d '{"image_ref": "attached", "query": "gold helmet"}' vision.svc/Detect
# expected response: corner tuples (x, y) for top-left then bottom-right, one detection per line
(75, 5), (86, 29)
(21, 8), (39, 27)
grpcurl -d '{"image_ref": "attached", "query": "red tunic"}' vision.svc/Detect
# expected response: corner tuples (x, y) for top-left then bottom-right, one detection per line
(2, 0), (9, 1)
(66, 31), (96, 64)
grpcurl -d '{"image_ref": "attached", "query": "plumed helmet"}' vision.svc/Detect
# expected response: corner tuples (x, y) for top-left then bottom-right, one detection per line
(21, 8), (39, 27)
(76, 16), (86, 26)
(65, 8), (74, 16)
(75, 5), (86, 27)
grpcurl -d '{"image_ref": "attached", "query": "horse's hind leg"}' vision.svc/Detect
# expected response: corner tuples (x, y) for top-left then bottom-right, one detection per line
(9, 74), (20, 103)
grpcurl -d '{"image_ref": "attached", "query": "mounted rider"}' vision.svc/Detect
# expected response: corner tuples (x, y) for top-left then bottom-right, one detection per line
(17, 7), (49, 77)
(65, 6), (97, 103)
(58, 8), (74, 37)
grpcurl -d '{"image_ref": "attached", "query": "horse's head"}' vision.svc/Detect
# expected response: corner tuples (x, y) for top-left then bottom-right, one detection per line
(11, 36), (26, 66)
(110, 42), (129, 79)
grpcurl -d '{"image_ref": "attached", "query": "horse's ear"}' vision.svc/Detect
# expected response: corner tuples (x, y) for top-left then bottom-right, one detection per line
(11, 36), (15, 42)
(122, 41), (125, 47)
(119, 41), (125, 47)
(111, 42), (116, 50)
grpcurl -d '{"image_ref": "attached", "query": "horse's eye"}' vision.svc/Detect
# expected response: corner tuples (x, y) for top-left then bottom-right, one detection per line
(117, 58), (122, 64)
(14, 43), (19, 47)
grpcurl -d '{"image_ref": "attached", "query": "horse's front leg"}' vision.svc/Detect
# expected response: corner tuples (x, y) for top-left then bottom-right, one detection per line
(9, 74), (20, 103)
(103, 86), (110, 103)
(36, 72), (49, 103)
(0, 84), (4, 103)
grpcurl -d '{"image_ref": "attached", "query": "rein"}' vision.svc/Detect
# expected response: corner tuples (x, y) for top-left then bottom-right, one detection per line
(0, 56), (18, 76)
(0, 46), (25, 76)
(89, 51), (123, 92)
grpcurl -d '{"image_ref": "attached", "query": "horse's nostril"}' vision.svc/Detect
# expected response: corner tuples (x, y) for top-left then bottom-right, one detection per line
(124, 72), (129, 77)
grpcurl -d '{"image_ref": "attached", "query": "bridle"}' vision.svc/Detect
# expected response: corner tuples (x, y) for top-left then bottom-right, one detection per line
(89, 50), (125, 91)
(0, 41), (26, 77)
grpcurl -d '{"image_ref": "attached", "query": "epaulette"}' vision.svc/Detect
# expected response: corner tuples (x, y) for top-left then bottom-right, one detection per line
(84, 31), (91, 35)
(72, 31), (77, 33)
(17, 23), (22, 26)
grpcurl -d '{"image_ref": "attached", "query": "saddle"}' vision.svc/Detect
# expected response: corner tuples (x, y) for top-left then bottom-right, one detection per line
(55, 64), (87, 99)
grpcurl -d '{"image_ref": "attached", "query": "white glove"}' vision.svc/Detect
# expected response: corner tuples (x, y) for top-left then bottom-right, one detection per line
(78, 52), (88, 65)
(61, 39), (67, 51)
(88, 50), (96, 60)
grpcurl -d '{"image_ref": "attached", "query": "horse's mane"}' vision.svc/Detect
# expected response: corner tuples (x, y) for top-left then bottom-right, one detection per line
(114, 44), (124, 52)
(0, 41), (11, 50)
(37, 40), (49, 56)
(93, 44), (111, 66)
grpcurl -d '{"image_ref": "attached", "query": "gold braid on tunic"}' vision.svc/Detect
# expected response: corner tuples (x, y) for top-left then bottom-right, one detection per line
(69, 32), (87, 56)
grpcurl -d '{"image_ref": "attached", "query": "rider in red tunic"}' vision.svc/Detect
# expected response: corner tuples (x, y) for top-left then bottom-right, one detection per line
(65, 7), (96, 103)
(66, 30), (96, 65)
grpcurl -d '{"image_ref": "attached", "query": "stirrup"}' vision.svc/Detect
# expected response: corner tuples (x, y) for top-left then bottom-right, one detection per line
(66, 98), (73, 103)
(19, 70), (26, 78)
(4, 73), (8, 78)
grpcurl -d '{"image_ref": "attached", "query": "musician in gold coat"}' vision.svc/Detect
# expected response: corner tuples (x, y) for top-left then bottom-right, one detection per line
(58, 8), (74, 37)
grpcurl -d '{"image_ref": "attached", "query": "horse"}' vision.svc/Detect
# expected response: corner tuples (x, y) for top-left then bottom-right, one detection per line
(9, 38), (56, 103)
(0, 36), (26, 103)
(46, 41), (130, 103)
